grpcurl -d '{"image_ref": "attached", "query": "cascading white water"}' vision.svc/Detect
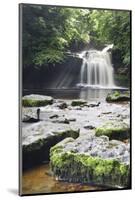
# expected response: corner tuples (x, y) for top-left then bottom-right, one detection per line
(79, 45), (115, 88)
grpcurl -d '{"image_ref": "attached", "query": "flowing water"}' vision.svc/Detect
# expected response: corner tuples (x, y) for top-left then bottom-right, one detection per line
(78, 45), (115, 88)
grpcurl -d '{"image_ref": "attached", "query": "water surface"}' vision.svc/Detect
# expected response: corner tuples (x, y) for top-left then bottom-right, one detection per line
(22, 164), (104, 195)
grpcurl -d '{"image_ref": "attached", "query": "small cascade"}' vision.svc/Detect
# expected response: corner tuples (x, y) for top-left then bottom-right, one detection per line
(78, 45), (115, 88)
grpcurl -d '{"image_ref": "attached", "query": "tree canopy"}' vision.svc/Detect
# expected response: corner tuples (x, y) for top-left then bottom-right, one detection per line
(22, 5), (131, 68)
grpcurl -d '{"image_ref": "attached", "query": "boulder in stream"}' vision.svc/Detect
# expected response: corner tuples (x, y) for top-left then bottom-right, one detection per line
(50, 135), (130, 188)
(71, 99), (87, 107)
(22, 94), (53, 107)
(106, 91), (130, 102)
(95, 121), (130, 140)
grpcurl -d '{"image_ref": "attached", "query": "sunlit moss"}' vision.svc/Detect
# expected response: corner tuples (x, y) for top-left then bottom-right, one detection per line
(50, 146), (130, 187)
(95, 122), (129, 140)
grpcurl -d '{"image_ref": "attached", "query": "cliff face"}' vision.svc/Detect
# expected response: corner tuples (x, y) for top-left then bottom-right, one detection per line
(23, 56), (82, 89)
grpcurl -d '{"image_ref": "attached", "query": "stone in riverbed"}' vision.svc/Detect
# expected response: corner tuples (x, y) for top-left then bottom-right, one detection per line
(106, 91), (130, 102)
(23, 127), (79, 170)
(58, 102), (68, 109)
(71, 99), (87, 107)
(50, 114), (59, 119)
(52, 117), (76, 124)
(84, 124), (95, 130)
(95, 121), (130, 140)
(22, 94), (53, 107)
(50, 135), (130, 188)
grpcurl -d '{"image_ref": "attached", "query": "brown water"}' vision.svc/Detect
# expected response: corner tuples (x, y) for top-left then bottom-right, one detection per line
(22, 163), (103, 195)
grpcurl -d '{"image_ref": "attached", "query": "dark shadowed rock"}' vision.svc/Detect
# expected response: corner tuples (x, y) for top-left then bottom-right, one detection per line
(84, 125), (95, 130)
(50, 114), (59, 119)
(58, 102), (68, 109)
(22, 123), (79, 170)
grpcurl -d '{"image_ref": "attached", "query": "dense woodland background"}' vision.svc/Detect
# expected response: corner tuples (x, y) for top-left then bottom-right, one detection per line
(22, 4), (131, 88)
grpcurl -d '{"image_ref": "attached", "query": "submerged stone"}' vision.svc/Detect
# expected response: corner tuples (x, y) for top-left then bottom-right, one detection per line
(95, 121), (130, 140)
(106, 91), (130, 102)
(50, 135), (130, 188)
(22, 94), (53, 107)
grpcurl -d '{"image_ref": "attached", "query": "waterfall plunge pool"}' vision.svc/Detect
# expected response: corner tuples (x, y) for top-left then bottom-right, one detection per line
(23, 87), (128, 102)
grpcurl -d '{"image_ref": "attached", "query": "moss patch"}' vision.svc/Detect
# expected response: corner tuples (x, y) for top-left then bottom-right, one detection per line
(95, 122), (130, 140)
(71, 100), (87, 107)
(106, 91), (130, 102)
(22, 94), (53, 107)
(50, 146), (130, 188)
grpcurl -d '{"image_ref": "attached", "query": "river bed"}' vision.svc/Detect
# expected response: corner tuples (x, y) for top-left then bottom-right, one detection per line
(22, 163), (105, 195)
(21, 89), (130, 194)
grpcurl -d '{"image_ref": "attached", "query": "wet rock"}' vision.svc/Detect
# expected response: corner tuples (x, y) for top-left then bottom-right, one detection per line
(52, 118), (70, 124)
(106, 91), (130, 102)
(84, 125), (95, 130)
(58, 102), (68, 109)
(102, 112), (112, 115)
(50, 135), (130, 188)
(95, 121), (130, 140)
(23, 126), (79, 170)
(52, 117), (76, 124)
(22, 94), (53, 107)
(50, 114), (59, 119)
(68, 118), (76, 122)
(88, 102), (100, 107)
(71, 100), (87, 107)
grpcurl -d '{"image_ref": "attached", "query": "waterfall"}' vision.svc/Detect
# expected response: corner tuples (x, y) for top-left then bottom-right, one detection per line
(78, 45), (115, 88)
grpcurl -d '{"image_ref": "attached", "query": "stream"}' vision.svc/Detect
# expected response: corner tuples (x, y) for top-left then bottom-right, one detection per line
(22, 88), (130, 194)
(22, 163), (106, 195)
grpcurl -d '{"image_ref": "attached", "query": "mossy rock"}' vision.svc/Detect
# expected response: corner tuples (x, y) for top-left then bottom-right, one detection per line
(50, 137), (130, 188)
(23, 129), (79, 170)
(95, 122), (130, 140)
(106, 91), (130, 102)
(22, 94), (53, 107)
(71, 100), (87, 106)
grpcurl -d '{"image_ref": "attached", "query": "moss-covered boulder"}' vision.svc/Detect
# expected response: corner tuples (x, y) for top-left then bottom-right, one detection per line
(71, 99), (87, 107)
(50, 135), (130, 188)
(95, 122), (130, 140)
(22, 94), (53, 107)
(23, 128), (79, 170)
(106, 91), (130, 102)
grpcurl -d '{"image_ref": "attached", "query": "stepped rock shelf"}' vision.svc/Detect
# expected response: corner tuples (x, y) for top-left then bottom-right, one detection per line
(22, 93), (130, 188)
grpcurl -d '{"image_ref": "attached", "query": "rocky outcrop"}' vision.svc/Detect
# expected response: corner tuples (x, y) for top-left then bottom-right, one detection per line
(22, 125), (79, 170)
(95, 121), (130, 140)
(106, 91), (130, 102)
(22, 94), (53, 107)
(50, 135), (130, 188)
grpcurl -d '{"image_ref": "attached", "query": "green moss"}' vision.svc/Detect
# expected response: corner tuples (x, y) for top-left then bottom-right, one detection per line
(22, 98), (53, 107)
(50, 148), (130, 187)
(106, 91), (130, 102)
(53, 129), (79, 139)
(71, 100), (87, 107)
(95, 122), (129, 140)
